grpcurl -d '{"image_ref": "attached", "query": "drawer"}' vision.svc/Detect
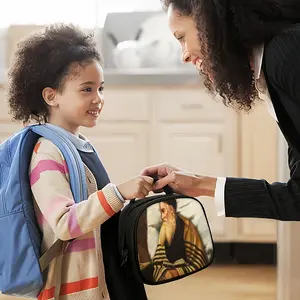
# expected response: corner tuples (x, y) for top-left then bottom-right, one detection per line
(155, 89), (225, 122)
(0, 87), (151, 123)
(101, 89), (150, 121)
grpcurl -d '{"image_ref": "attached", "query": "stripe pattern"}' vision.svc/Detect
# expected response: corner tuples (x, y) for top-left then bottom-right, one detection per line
(152, 216), (208, 283)
(29, 137), (124, 299)
(152, 243), (207, 282)
(37, 277), (99, 299)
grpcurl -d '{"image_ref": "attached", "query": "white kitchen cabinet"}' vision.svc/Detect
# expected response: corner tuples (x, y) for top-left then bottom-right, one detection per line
(0, 29), (7, 84)
(157, 122), (231, 239)
(0, 87), (9, 122)
(236, 103), (278, 242)
(158, 123), (224, 176)
(0, 87), (22, 142)
(154, 88), (225, 122)
(99, 88), (151, 122)
(86, 86), (238, 241)
(80, 123), (150, 184)
(0, 77), (278, 243)
(152, 88), (238, 241)
(80, 88), (151, 184)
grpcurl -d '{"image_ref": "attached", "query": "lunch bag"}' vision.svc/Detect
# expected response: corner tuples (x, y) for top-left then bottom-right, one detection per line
(118, 185), (214, 285)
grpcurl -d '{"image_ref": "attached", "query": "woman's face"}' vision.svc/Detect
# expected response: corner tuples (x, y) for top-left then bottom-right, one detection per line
(167, 4), (203, 71)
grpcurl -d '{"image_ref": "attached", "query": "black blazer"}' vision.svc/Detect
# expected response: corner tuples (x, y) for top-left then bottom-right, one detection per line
(225, 24), (300, 221)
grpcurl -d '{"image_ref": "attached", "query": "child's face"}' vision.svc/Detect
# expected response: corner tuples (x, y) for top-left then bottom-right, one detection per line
(44, 60), (104, 134)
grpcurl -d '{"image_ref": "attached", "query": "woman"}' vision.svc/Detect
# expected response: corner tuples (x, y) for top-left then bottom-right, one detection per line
(142, 0), (300, 221)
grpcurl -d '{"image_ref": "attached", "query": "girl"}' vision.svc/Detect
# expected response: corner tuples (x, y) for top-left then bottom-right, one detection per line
(8, 24), (152, 300)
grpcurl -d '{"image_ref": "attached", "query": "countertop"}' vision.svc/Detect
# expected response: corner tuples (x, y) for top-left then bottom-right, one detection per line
(0, 68), (203, 87)
(103, 68), (202, 86)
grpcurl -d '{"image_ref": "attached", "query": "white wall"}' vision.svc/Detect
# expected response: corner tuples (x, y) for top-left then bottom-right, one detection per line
(0, 0), (162, 28)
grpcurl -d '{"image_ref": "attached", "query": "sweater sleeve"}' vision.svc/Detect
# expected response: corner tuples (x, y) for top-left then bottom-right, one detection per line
(224, 27), (300, 221)
(29, 138), (124, 241)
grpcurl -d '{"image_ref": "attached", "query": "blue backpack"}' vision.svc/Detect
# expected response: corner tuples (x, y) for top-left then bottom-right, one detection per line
(0, 124), (88, 298)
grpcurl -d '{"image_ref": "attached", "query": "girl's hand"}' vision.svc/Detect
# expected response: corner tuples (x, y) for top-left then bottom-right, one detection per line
(117, 175), (154, 200)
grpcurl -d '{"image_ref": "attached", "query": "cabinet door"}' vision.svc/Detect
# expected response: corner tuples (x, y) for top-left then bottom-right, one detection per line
(237, 103), (278, 242)
(0, 123), (23, 144)
(80, 87), (150, 184)
(0, 87), (23, 141)
(0, 87), (9, 122)
(157, 122), (234, 240)
(80, 123), (149, 184)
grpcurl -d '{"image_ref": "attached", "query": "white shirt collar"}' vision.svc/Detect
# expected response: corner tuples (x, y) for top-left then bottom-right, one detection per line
(252, 44), (265, 80)
(252, 44), (278, 122)
(45, 123), (94, 153)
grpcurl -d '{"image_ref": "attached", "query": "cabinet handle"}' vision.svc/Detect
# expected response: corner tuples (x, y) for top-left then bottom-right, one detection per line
(181, 103), (203, 110)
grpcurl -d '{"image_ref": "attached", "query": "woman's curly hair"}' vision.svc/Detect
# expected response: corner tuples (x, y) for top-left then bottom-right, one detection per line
(161, 0), (300, 111)
(8, 23), (102, 124)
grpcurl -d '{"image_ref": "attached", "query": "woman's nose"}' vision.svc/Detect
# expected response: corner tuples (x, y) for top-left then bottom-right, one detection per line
(181, 50), (191, 64)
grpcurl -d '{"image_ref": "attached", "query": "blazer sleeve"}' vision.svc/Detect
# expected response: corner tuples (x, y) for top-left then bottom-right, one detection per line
(225, 28), (300, 221)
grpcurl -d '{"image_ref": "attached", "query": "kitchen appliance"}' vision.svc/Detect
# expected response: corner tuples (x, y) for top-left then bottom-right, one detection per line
(102, 11), (182, 69)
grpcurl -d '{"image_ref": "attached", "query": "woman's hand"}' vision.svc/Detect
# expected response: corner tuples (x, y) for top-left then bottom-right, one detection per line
(141, 163), (217, 198)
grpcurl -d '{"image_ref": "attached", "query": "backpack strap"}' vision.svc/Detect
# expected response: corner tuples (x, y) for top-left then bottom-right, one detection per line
(38, 239), (68, 299)
(39, 239), (66, 272)
(31, 124), (88, 202)
(31, 124), (87, 298)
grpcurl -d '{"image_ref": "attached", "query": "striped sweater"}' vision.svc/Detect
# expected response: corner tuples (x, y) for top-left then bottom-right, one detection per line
(29, 137), (124, 300)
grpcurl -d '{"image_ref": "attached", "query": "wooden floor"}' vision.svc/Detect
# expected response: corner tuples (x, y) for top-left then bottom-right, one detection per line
(0, 265), (276, 300)
(145, 265), (276, 300)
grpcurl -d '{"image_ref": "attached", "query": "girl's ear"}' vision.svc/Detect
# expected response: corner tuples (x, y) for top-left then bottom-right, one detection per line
(42, 87), (59, 107)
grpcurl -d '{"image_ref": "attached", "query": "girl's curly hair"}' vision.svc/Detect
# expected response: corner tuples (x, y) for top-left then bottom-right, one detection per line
(161, 0), (300, 111)
(8, 23), (102, 124)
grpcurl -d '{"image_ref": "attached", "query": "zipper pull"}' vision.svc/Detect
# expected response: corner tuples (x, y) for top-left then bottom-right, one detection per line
(152, 175), (174, 195)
